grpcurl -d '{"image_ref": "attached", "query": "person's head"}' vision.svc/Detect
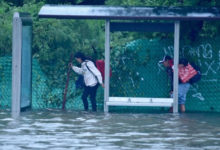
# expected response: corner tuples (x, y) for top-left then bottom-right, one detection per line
(159, 55), (172, 67)
(179, 58), (188, 68)
(74, 52), (86, 64)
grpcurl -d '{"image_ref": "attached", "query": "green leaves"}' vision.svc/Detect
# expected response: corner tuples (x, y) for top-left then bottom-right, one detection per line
(1, 0), (220, 107)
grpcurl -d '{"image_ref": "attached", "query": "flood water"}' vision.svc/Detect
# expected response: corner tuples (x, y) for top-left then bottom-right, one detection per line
(0, 110), (220, 150)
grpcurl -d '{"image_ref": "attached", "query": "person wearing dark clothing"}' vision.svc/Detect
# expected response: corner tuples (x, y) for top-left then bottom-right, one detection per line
(70, 52), (104, 111)
(159, 56), (191, 113)
(82, 84), (99, 111)
(159, 55), (174, 92)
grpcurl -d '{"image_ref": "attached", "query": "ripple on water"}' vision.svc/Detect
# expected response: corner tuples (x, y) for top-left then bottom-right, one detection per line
(1, 111), (220, 150)
(85, 119), (98, 123)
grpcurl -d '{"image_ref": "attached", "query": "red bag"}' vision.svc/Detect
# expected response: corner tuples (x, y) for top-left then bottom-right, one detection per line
(179, 64), (197, 83)
(95, 60), (112, 81)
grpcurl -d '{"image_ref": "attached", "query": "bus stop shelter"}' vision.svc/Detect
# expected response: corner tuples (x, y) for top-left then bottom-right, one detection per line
(36, 6), (220, 113)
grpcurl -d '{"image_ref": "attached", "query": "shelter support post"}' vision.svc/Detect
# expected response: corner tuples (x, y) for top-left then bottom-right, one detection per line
(12, 12), (22, 118)
(104, 19), (110, 113)
(173, 21), (180, 113)
(12, 12), (32, 118)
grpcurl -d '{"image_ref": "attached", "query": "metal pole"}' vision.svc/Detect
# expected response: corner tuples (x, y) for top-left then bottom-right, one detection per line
(104, 19), (110, 113)
(173, 21), (180, 113)
(12, 12), (22, 118)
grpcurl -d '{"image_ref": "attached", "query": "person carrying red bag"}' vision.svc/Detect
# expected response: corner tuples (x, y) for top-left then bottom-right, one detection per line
(159, 56), (194, 113)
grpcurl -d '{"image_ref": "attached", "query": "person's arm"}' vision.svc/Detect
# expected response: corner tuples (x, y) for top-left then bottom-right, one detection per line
(167, 67), (173, 92)
(71, 64), (84, 75)
(86, 61), (103, 85)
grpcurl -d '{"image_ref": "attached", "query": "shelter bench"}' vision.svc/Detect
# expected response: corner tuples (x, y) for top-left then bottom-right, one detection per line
(106, 97), (173, 112)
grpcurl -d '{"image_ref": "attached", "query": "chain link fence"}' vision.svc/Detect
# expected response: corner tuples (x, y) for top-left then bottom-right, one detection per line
(0, 38), (220, 112)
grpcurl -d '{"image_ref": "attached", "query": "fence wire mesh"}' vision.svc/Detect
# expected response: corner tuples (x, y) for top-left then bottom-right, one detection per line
(0, 38), (220, 112)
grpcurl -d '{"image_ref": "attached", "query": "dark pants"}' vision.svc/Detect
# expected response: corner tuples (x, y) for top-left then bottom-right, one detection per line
(82, 84), (99, 111)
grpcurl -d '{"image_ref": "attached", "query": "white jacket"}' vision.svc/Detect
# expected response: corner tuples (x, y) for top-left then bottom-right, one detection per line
(72, 60), (103, 87)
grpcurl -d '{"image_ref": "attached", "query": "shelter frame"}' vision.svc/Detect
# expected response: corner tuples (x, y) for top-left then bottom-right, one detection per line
(37, 5), (220, 113)
(104, 20), (178, 112)
(12, 12), (32, 117)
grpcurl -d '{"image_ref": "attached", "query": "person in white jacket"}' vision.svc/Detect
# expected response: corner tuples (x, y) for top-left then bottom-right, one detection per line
(70, 52), (104, 111)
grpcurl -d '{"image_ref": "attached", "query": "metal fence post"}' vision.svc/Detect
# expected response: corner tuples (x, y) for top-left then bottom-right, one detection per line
(173, 21), (180, 113)
(104, 19), (110, 113)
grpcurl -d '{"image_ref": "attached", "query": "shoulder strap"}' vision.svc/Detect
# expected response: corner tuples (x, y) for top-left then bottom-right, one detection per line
(85, 61), (98, 81)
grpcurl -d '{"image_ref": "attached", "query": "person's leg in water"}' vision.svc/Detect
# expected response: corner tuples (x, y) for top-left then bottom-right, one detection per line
(89, 84), (99, 112)
(178, 83), (190, 113)
(169, 83), (190, 113)
(180, 104), (185, 113)
(82, 86), (90, 111)
(169, 91), (174, 113)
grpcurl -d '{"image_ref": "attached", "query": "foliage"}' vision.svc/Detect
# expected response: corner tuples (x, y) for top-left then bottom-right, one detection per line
(110, 41), (146, 96)
(0, 0), (106, 105)
(105, 0), (220, 44)
(0, 1), (13, 56)
(1, 0), (220, 105)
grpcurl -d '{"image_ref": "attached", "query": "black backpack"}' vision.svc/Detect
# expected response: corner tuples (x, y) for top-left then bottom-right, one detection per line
(75, 75), (85, 89)
(189, 63), (202, 84)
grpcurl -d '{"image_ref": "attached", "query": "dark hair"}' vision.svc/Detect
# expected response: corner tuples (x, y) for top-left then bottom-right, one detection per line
(164, 55), (172, 61)
(74, 52), (86, 61)
(159, 55), (172, 64)
(179, 58), (188, 66)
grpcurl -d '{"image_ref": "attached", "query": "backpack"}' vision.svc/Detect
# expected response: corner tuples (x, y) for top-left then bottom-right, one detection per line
(95, 60), (112, 81)
(75, 60), (112, 89)
(189, 63), (202, 84)
(179, 63), (198, 83)
(75, 75), (85, 89)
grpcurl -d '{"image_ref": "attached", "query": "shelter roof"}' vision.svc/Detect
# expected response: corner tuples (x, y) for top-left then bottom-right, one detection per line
(39, 5), (220, 20)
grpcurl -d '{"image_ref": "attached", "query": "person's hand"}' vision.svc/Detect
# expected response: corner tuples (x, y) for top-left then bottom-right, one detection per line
(101, 83), (105, 88)
(69, 63), (73, 68)
(169, 91), (173, 97)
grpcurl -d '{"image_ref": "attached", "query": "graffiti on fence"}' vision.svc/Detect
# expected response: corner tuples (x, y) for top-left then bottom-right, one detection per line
(159, 43), (220, 101)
